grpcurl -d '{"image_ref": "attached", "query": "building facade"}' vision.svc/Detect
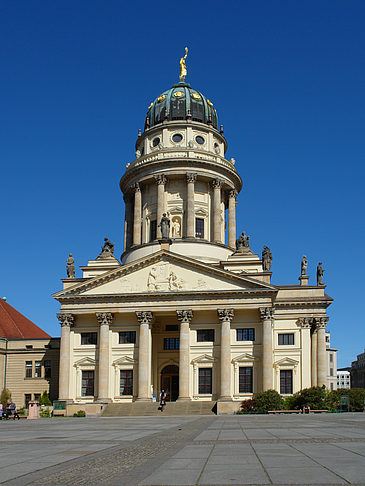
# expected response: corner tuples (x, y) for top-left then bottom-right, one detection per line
(326, 332), (338, 391)
(54, 63), (333, 413)
(337, 370), (351, 389)
(351, 349), (365, 389)
(0, 298), (59, 408)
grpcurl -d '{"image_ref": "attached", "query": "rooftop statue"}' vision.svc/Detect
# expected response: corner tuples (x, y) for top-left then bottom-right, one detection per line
(301, 255), (308, 276)
(317, 262), (324, 286)
(236, 231), (250, 251)
(100, 237), (115, 257)
(262, 246), (272, 272)
(159, 213), (170, 240)
(179, 47), (188, 82)
(66, 253), (75, 278)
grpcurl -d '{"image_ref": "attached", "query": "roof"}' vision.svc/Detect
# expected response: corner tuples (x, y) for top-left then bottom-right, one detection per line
(0, 299), (50, 339)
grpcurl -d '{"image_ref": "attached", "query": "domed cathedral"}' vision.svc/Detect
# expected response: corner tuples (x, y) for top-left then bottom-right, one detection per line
(54, 50), (333, 415)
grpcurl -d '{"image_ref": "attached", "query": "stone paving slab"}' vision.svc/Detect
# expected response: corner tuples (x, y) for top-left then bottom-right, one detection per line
(1, 413), (365, 485)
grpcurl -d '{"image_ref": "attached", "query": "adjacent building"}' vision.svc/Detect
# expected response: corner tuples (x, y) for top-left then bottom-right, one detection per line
(53, 60), (333, 414)
(337, 369), (351, 389)
(0, 298), (59, 408)
(351, 349), (365, 389)
(326, 332), (338, 391)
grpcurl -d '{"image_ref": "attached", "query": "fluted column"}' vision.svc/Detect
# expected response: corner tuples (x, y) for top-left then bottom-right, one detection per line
(177, 309), (193, 400)
(298, 318), (311, 389)
(228, 189), (237, 249)
(311, 322), (318, 386)
(186, 173), (197, 238)
(316, 317), (328, 387)
(123, 194), (133, 250)
(218, 308), (234, 400)
(132, 183), (142, 246)
(96, 312), (113, 401)
(259, 307), (274, 391)
(211, 179), (222, 243)
(57, 313), (74, 401)
(136, 311), (153, 400)
(155, 174), (167, 239)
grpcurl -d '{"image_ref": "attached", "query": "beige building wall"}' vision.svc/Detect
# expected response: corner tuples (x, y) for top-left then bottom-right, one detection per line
(5, 338), (59, 408)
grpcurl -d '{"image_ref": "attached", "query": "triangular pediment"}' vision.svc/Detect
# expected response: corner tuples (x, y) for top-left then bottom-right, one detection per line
(274, 357), (299, 368)
(54, 250), (276, 299)
(74, 357), (96, 367)
(232, 353), (257, 363)
(112, 356), (137, 366)
(191, 354), (216, 364)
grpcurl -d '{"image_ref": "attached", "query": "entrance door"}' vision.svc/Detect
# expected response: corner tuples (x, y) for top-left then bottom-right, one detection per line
(161, 365), (179, 402)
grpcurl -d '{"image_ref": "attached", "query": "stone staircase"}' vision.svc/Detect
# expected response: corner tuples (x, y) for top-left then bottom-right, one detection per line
(102, 400), (217, 417)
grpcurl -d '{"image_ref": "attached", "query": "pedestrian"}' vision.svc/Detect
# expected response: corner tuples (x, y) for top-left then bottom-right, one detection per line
(159, 389), (166, 412)
(6, 399), (20, 420)
(0, 402), (3, 420)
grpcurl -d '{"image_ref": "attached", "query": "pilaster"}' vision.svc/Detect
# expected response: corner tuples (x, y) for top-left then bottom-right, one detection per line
(211, 178), (223, 243)
(186, 173), (197, 238)
(218, 308), (234, 400)
(132, 183), (142, 246)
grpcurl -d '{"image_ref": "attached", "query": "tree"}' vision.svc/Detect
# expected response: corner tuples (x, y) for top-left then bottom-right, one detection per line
(287, 386), (326, 410)
(1, 388), (12, 409)
(38, 390), (52, 406)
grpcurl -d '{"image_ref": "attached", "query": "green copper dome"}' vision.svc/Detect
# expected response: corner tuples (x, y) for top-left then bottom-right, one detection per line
(144, 82), (218, 131)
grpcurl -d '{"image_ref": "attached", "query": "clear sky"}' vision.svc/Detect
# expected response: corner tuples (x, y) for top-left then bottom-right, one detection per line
(1, 1), (364, 367)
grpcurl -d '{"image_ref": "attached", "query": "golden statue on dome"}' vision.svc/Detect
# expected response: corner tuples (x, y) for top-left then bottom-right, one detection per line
(179, 47), (188, 82)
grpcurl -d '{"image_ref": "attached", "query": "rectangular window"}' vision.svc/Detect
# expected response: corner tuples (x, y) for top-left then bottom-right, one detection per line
(44, 360), (52, 378)
(330, 354), (333, 362)
(119, 331), (136, 344)
(195, 218), (204, 239)
(164, 337), (180, 350)
(330, 368), (334, 376)
(35, 361), (42, 378)
(120, 370), (133, 395)
(165, 325), (178, 331)
(237, 328), (255, 342)
(280, 370), (293, 394)
(330, 383), (334, 390)
(25, 361), (32, 378)
(34, 393), (41, 402)
(197, 329), (214, 342)
(198, 368), (212, 394)
(81, 370), (95, 396)
(24, 394), (31, 408)
(81, 332), (97, 345)
(278, 334), (294, 345)
(239, 367), (253, 393)
(150, 220), (157, 241)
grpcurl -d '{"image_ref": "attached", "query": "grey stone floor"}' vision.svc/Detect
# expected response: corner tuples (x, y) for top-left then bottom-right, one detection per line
(1, 413), (365, 485)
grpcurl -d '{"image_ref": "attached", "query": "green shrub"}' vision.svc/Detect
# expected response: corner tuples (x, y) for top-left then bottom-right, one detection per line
(253, 390), (284, 412)
(288, 386), (327, 410)
(240, 398), (256, 413)
(348, 388), (365, 412)
(39, 391), (52, 406)
(40, 409), (51, 418)
(73, 410), (86, 417)
(1, 388), (12, 409)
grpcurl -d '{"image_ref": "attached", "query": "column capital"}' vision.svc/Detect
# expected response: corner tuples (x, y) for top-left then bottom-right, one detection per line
(297, 317), (312, 328)
(131, 182), (140, 192)
(96, 312), (114, 326)
(136, 311), (153, 324)
(154, 174), (167, 185)
(217, 308), (234, 322)
(259, 307), (275, 321)
(57, 313), (74, 327)
(176, 309), (193, 323)
(228, 188), (238, 199)
(186, 173), (197, 184)
(211, 178), (223, 189)
(313, 316), (329, 329)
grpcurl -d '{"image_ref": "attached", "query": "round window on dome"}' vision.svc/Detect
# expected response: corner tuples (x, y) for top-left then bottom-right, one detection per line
(172, 133), (183, 143)
(195, 136), (205, 145)
(152, 137), (160, 147)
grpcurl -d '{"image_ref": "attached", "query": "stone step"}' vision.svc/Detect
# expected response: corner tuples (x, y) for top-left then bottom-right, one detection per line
(102, 401), (217, 417)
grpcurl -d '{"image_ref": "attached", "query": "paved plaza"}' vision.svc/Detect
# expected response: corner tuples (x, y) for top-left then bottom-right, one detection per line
(0, 413), (365, 485)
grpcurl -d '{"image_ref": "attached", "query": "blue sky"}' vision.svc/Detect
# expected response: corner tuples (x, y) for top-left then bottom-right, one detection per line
(1, 1), (364, 367)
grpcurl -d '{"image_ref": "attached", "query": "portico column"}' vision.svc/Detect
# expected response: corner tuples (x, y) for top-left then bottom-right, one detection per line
(96, 312), (113, 402)
(259, 307), (274, 391)
(132, 183), (142, 246)
(298, 318), (311, 389)
(311, 321), (318, 386)
(316, 317), (328, 387)
(155, 174), (167, 239)
(177, 309), (193, 400)
(186, 173), (197, 238)
(218, 308), (234, 400)
(228, 189), (237, 249)
(57, 313), (74, 401)
(136, 311), (153, 400)
(211, 179), (222, 243)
